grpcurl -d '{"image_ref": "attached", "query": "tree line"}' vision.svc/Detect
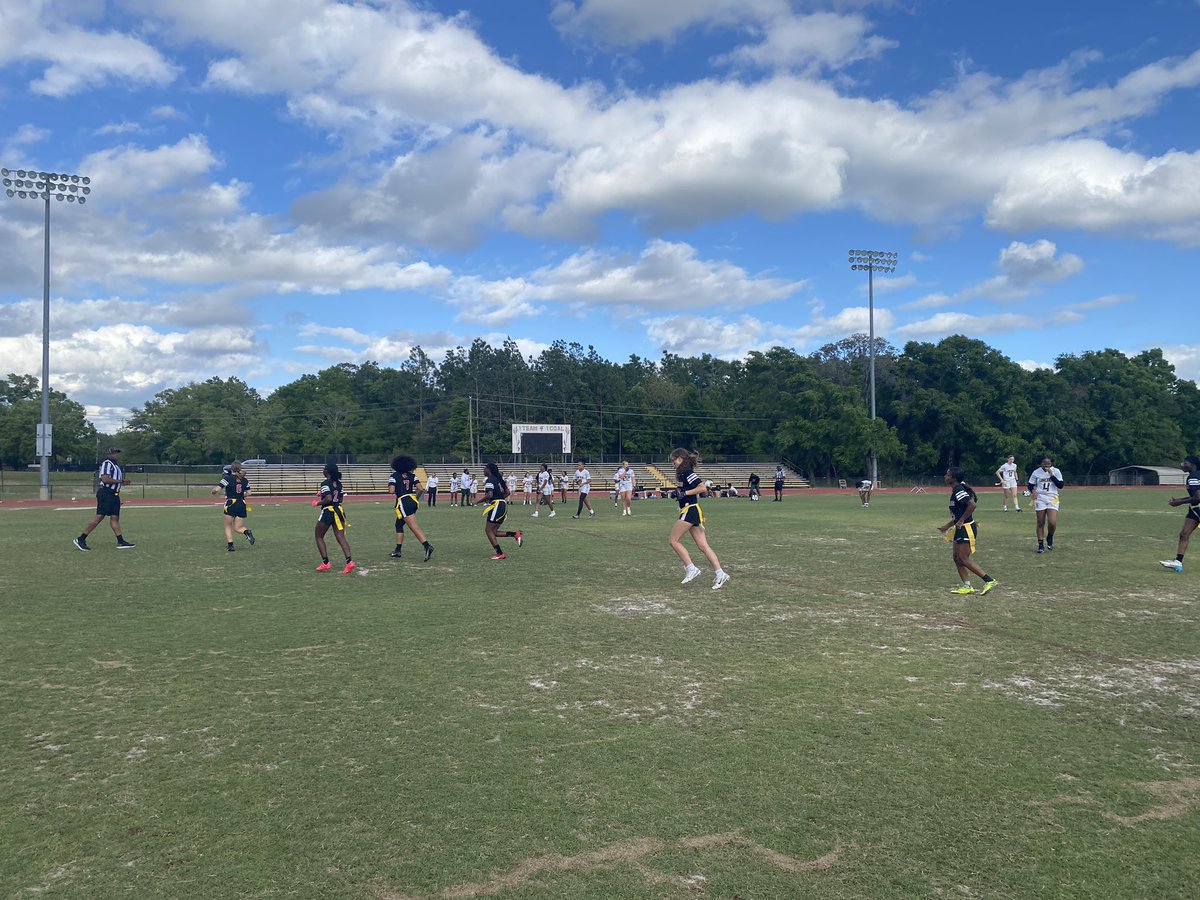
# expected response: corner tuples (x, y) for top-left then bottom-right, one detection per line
(4, 335), (1198, 484)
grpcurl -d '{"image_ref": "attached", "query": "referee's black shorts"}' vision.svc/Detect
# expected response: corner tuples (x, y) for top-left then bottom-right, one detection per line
(95, 490), (121, 517)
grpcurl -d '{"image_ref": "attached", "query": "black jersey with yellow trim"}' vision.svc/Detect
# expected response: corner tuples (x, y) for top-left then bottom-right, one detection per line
(483, 477), (508, 500)
(319, 477), (345, 507)
(676, 467), (703, 509)
(1185, 472), (1200, 505)
(219, 475), (249, 500)
(389, 471), (421, 499)
(949, 481), (977, 522)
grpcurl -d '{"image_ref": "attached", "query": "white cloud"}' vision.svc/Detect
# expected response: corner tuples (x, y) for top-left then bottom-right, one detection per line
(959, 240), (1084, 302)
(103, 2), (1200, 247)
(550, 0), (775, 45)
(1159, 344), (1200, 384)
(893, 309), (1084, 341)
(987, 143), (1200, 245)
(644, 304), (896, 358)
(449, 240), (804, 326)
(292, 129), (564, 250)
(717, 11), (897, 74)
(0, 321), (270, 414)
(13, 22), (178, 96)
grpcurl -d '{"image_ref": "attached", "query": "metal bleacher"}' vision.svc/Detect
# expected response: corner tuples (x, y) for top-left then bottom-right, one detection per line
(241, 464), (394, 497)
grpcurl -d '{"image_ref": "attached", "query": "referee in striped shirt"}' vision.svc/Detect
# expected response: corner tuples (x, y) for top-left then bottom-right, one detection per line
(73, 447), (136, 551)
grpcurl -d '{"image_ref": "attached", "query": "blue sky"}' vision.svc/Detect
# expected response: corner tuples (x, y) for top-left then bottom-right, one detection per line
(1, 0), (1198, 431)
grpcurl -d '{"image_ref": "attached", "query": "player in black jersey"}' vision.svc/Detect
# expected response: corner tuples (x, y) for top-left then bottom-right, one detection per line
(388, 454), (434, 561)
(210, 461), (255, 551)
(1160, 454), (1200, 572)
(938, 466), (997, 595)
(315, 463), (354, 573)
(667, 448), (730, 590)
(481, 461), (523, 559)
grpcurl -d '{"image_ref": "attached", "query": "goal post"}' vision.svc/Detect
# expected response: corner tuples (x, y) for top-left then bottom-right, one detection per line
(511, 424), (572, 455)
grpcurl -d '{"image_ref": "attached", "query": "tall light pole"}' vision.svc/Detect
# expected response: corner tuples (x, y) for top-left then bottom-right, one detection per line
(3, 168), (92, 500)
(848, 249), (896, 485)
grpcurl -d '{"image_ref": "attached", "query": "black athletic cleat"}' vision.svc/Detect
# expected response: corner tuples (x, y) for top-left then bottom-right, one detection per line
(423, 544), (434, 562)
(116, 539), (136, 549)
(73, 537), (90, 552)
(227, 544), (235, 552)
(245, 531), (255, 545)
(390, 548), (403, 558)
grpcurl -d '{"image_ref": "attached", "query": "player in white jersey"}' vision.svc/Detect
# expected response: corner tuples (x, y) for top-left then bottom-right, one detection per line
(533, 464), (556, 517)
(857, 478), (873, 508)
(449, 473), (460, 507)
(505, 473), (518, 499)
(522, 473), (534, 505)
(1028, 456), (1064, 553)
(572, 461), (595, 518)
(995, 455), (1021, 512)
(616, 460), (636, 515)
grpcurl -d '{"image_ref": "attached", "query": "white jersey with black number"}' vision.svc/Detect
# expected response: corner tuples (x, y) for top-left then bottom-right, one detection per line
(1028, 466), (1063, 498)
(522, 475), (533, 493)
(576, 468), (591, 494)
(998, 462), (1017, 488)
(617, 466), (634, 492)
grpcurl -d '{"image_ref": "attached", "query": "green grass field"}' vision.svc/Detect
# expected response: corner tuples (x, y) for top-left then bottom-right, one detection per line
(2, 489), (1197, 898)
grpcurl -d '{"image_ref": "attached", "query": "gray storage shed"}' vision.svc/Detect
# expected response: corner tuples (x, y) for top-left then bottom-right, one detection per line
(1108, 466), (1186, 486)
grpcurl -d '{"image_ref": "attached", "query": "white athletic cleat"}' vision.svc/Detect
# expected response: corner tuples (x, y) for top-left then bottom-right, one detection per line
(531, 511), (539, 517)
(548, 510), (556, 518)
(681, 565), (702, 584)
(1160, 559), (1183, 572)
(711, 571), (730, 591)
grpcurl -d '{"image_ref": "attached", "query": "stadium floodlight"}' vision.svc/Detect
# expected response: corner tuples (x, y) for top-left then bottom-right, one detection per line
(847, 249), (897, 485)
(2, 167), (93, 500)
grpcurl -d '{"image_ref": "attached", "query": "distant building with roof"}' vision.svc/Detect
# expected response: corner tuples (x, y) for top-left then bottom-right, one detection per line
(1108, 465), (1187, 486)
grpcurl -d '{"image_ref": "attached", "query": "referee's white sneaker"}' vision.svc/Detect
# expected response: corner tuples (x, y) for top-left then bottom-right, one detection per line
(681, 565), (702, 584)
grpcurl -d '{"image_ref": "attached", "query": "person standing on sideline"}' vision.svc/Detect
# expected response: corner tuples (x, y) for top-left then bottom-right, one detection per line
(505, 471), (518, 500)
(426, 472), (439, 507)
(315, 463), (354, 573)
(667, 448), (730, 590)
(996, 455), (1021, 512)
(559, 470), (570, 503)
(388, 455), (434, 561)
(572, 460), (596, 518)
(1029, 456), (1064, 553)
(522, 472), (534, 505)
(449, 471), (460, 507)
(773, 465), (786, 501)
(211, 461), (255, 552)
(533, 463), (556, 517)
(1160, 455), (1200, 572)
(481, 461), (523, 559)
(748, 472), (761, 500)
(857, 478), (873, 508)
(617, 460), (636, 516)
(74, 447), (136, 551)
(938, 466), (998, 595)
